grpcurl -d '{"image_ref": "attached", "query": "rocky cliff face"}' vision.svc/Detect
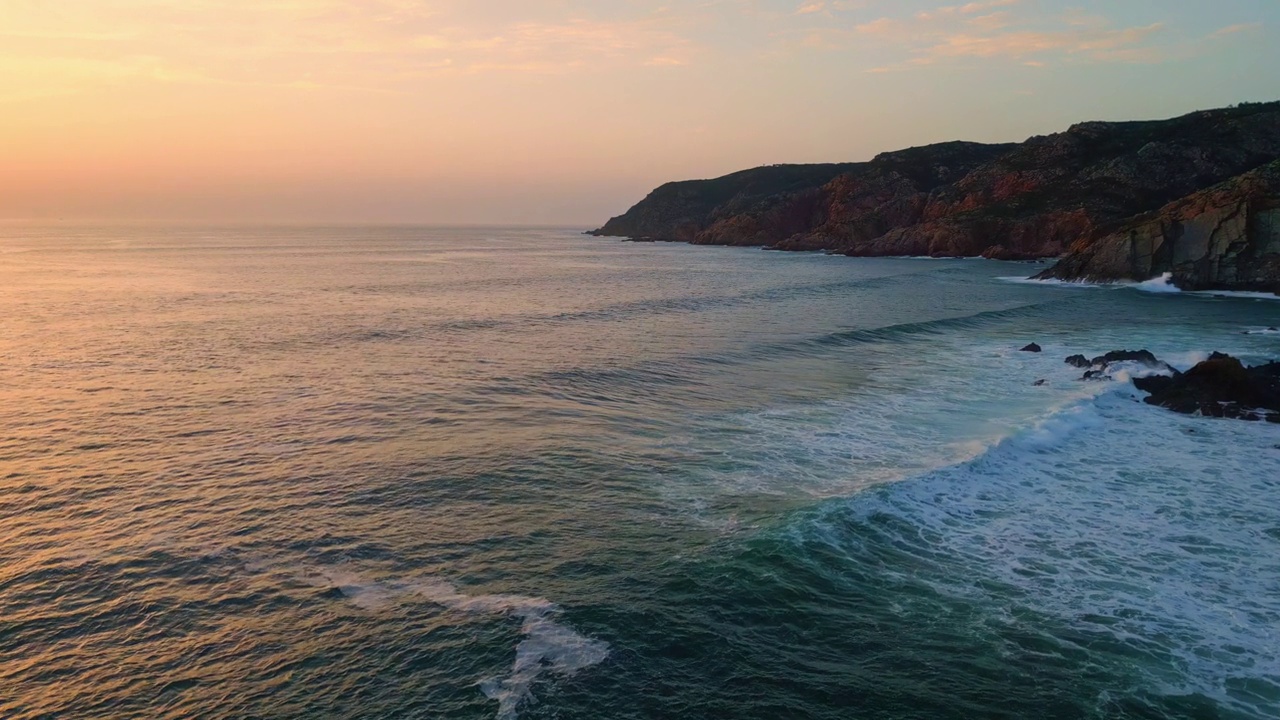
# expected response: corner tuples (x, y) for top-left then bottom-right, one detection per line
(592, 102), (1280, 280)
(593, 142), (1014, 250)
(1036, 161), (1280, 293)
(593, 163), (862, 244)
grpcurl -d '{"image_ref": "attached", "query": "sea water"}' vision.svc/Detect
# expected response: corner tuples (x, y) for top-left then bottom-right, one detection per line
(0, 225), (1277, 719)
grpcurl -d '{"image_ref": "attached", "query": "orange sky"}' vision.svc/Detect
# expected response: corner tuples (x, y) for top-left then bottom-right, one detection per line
(2, 1), (1277, 224)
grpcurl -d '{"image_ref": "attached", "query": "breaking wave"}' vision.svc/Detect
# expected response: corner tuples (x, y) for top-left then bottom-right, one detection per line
(791, 386), (1280, 718)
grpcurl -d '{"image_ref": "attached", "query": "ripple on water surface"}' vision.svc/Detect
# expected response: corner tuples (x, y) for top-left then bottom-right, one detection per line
(1, 225), (1278, 719)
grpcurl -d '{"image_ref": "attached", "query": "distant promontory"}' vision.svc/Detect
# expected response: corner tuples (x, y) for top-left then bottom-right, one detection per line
(592, 102), (1280, 294)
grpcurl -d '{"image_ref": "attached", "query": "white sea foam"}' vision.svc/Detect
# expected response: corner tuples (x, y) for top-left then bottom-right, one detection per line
(997, 275), (1108, 288)
(822, 389), (1280, 717)
(1007, 396), (1109, 450)
(299, 569), (608, 720)
(652, 337), (1123, 514)
(1133, 272), (1181, 293)
(479, 613), (610, 720)
(661, 324), (1280, 714)
(1001, 272), (1280, 301)
(1206, 290), (1280, 300)
(888, 255), (989, 261)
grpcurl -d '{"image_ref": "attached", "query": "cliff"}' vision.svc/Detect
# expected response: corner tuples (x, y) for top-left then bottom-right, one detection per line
(1035, 160), (1280, 292)
(592, 102), (1280, 274)
(592, 162), (862, 244)
(593, 142), (1014, 249)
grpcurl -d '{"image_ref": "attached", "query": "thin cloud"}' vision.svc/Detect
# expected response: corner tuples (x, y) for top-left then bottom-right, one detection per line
(853, 3), (1175, 71)
(0, 0), (701, 96)
(915, 0), (1021, 22)
(968, 12), (1016, 32)
(1210, 23), (1262, 39)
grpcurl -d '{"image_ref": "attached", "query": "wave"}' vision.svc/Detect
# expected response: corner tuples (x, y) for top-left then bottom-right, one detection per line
(784, 383), (1280, 717)
(409, 273), (942, 338)
(648, 332), (1121, 519)
(774, 303), (1054, 354)
(997, 275), (1110, 288)
(1137, 273), (1280, 300)
(1002, 272), (1280, 300)
(699, 301), (1061, 363)
(499, 301), (1061, 406)
(881, 255), (990, 261)
(285, 267), (974, 352)
(1190, 289), (1280, 300)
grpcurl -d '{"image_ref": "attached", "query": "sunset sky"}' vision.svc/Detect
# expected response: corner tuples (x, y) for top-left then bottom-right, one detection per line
(3, 0), (1278, 224)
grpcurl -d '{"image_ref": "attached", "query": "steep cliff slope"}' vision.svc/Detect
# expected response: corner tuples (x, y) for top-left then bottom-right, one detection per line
(592, 163), (861, 243)
(592, 142), (1013, 247)
(592, 102), (1280, 267)
(861, 104), (1280, 259)
(1036, 160), (1280, 292)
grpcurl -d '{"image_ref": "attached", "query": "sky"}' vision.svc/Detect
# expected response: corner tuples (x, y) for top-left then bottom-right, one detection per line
(2, 0), (1278, 225)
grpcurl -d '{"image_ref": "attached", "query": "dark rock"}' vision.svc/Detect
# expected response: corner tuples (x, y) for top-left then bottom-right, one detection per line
(1132, 354), (1280, 421)
(1071, 348), (1177, 380)
(1021, 343), (1043, 353)
(1090, 349), (1161, 367)
(1131, 374), (1177, 395)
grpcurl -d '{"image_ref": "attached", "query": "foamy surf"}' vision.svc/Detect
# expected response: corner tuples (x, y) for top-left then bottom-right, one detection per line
(1132, 272), (1182, 293)
(299, 569), (609, 720)
(1002, 271), (1280, 300)
(797, 387), (1280, 717)
(1202, 290), (1280, 300)
(1134, 273), (1280, 300)
(651, 335), (1165, 514)
(997, 275), (1109, 288)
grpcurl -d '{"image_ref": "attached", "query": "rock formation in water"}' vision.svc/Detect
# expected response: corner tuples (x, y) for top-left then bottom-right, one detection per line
(1067, 349), (1177, 381)
(1060, 348), (1280, 422)
(592, 102), (1280, 290)
(1133, 353), (1280, 423)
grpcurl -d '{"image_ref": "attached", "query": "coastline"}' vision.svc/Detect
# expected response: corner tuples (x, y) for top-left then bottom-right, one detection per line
(592, 101), (1280, 295)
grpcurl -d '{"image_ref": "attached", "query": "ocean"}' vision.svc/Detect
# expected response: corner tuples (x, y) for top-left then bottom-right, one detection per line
(1, 225), (1278, 719)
